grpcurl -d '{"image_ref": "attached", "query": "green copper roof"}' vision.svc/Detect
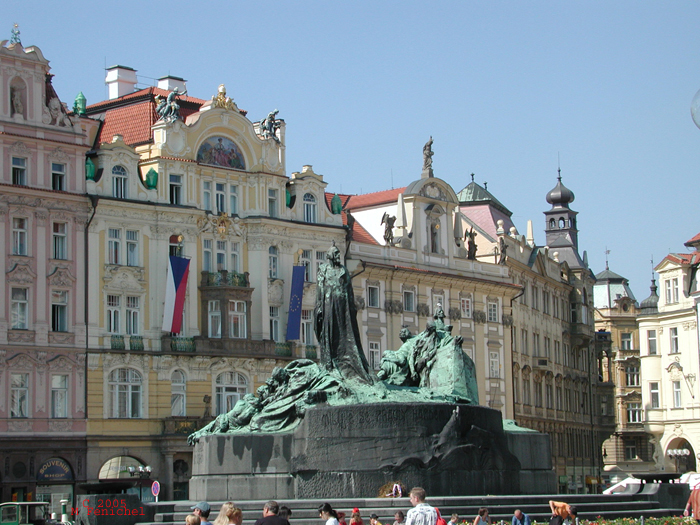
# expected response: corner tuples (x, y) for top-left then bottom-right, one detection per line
(456, 180), (511, 216)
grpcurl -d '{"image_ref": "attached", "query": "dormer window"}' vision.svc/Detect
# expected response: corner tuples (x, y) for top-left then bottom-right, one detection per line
(303, 193), (317, 223)
(112, 165), (127, 199)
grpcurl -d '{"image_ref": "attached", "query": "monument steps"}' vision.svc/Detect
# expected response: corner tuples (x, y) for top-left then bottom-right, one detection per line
(140, 492), (683, 525)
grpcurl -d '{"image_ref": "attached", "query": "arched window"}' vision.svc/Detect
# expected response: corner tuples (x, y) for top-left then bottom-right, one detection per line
(171, 370), (186, 417)
(215, 372), (248, 415)
(558, 217), (565, 229)
(112, 165), (127, 199)
(109, 368), (142, 418)
(269, 246), (278, 278)
(303, 193), (317, 223)
(549, 218), (555, 229)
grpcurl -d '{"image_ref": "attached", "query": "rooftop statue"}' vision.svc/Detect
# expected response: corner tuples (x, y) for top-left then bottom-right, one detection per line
(188, 243), (479, 444)
(260, 109), (281, 142)
(156, 87), (187, 122)
(381, 212), (396, 245)
(423, 136), (434, 171)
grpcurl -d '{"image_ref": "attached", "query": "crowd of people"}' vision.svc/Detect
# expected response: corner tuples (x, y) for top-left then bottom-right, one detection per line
(182, 491), (579, 525)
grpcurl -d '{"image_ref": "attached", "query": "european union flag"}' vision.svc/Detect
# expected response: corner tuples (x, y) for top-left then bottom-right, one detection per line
(286, 265), (306, 340)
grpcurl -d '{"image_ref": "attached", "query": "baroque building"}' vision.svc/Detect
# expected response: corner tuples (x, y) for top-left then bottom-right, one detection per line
(456, 173), (614, 493)
(81, 68), (346, 500)
(638, 233), (700, 477)
(0, 40), (99, 510)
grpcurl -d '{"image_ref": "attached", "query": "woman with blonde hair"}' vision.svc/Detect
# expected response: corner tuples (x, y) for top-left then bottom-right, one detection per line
(214, 503), (242, 525)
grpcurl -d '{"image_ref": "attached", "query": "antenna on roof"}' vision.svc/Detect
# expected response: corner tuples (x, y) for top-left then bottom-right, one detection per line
(605, 247), (610, 270)
(391, 169), (394, 190)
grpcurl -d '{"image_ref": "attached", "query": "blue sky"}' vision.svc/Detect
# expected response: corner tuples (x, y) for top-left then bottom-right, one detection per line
(7, 1), (700, 300)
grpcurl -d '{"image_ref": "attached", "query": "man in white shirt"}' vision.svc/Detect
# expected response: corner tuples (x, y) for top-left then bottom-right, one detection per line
(406, 487), (437, 525)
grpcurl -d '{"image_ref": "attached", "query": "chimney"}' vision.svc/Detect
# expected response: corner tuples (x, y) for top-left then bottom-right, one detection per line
(105, 66), (137, 100)
(157, 75), (187, 93)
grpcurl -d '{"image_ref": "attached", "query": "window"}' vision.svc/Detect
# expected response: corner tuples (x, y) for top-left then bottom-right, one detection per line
(627, 402), (642, 423)
(126, 296), (139, 335)
(626, 366), (639, 387)
(544, 337), (551, 358)
(51, 290), (68, 332)
(52, 222), (67, 260)
(51, 374), (68, 418)
(12, 217), (27, 255)
(673, 381), (682, 408)
(11, 373), (29, 418)
(625, 441), (638, 460)
(650, 382), (660, 409)
(564, 388), (571, 412)
(621, 333), (632, 350)
(648, 330), (657, 355)
(208, 300), (221, 338)
(404, 290), (415, 312)
(215, 372), (248, 415)
(554, 341), (561, 364)
(269, 246), (278, 278)
(301, 249), (312, 282)
(522, 378), (531, 405)
(203, 239), (213, 272)
(169, 174), (183, 204)
(107, 295), (121, 333)
(429, 221), (440, 253)
(216, 240), (227, 271)
(126, 230), (139, 266)
(11, 288), (28, 329)
(460, 297), (472, 318)
(369, 342), (381, 370)
(301, 310), (314, 345)
(269, 188), (278, 218)
(270, 306), (280, 342)
(169, 234), (183, 257)
(563, 343), (570, 367)
(666, 278), (679, 304)
(109, 368), (142, 418)
(521, 282), (528, 305)
(534, 382), (542, 407)
(533, 334), (540, 357)
(230, 184), (238, 215)
(171, 370), (186, 417)
(487, 301), (499, 323)
(521, 329), (529, 355)
(215, 182), (225, 213)
(546, 384), (554, 409)
(108, 228), (121, 264)
(553, 295), (559, 318)
(543, 291), (550, 315)
(601, 395), (608, 415)
(303, 193), (317, 223)
(556, 386), (563, 411)
(316, 250), (325, 275)
(52, 162), (65, 191)
(670, 327), (679, 353)
(489, 351), (500, 378)
(230, 242), (240, 273)
(112, 165), (127, 199)
(228, 300), (246, 338)
(12, 157), (27, 185)
(532, 285), (539, 310)
(514, 377), (520, 404)
(203, 181), (212, 211)
(367, 285), (380, 308)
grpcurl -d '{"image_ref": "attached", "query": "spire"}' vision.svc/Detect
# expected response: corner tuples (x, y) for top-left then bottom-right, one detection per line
(605, 248), (610, 270)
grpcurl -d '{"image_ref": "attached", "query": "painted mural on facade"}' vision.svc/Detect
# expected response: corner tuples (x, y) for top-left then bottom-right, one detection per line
(196, 136), (245, 170)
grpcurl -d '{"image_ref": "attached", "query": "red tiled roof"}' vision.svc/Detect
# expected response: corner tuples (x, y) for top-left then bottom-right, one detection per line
(685, 232), (700, 247)
(460, 203), (515, 241)
(86, 86), (206, 112)
(324, 192), (353, 212)
(351, 220), (379, 245)
(662, 251), (700, 266)
(345, 187), (406, 210)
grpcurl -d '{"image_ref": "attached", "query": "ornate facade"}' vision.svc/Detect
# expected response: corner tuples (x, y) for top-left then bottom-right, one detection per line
(0, 41), (99, 510)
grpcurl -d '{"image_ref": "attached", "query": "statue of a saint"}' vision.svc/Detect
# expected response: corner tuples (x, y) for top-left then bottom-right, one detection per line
(498, 236), (508, 265)
(423, 136), (434, 171)
(381, 212), (396, 245)
(465, 227), (477, 260)
(315, 243), (375, 384)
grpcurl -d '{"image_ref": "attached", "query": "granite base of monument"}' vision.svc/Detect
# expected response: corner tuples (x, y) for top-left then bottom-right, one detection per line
(191, 402), (521, 499)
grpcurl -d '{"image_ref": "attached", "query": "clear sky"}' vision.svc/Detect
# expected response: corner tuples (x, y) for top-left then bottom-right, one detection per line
(6, 1), (700, 300)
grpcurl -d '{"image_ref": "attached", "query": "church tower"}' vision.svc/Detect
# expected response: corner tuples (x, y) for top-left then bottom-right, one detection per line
(543, 170), (585, 269)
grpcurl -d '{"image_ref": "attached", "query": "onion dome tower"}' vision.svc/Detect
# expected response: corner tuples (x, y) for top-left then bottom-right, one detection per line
(543, 169), (585, 268)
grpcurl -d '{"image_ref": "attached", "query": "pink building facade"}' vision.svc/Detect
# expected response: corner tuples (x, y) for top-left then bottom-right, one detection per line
(0, 39), (98, 510)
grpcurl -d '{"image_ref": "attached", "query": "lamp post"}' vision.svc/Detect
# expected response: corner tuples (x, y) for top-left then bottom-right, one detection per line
(667, 448), (690, 473)
(128, 465), (152, 500)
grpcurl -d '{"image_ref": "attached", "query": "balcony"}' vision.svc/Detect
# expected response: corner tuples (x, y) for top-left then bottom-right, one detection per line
(163, 417), (213, 436)
(200, 270), (250, 288)
(165, 336), (197, 352)
(305, 346), (318, 360)
(275, 343), (293, 357)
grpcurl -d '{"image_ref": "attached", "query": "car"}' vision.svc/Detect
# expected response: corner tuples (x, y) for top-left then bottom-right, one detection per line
(0, 502), (56, 525)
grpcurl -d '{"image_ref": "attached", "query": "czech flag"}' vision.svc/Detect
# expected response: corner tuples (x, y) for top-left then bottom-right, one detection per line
(162, 255), (190, 333)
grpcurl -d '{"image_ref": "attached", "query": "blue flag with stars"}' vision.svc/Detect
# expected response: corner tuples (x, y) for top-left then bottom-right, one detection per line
(286, 265), (306, 340)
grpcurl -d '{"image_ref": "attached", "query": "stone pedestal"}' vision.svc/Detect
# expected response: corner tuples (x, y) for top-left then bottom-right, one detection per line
(191, 402), (521, 499)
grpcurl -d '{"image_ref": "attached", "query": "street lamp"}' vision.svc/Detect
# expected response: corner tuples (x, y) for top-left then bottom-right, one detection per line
(667, 448), (690, 472)
(127, 465), (152, 500)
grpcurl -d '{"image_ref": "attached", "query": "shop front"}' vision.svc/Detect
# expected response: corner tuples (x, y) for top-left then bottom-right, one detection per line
(35, 458), (74, 516)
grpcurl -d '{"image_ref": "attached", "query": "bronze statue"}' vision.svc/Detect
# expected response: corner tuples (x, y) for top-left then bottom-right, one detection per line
(381, 212), (396, 245)
(423, 136), (434, 171)
(156, 87), (187, 122)
(465, 227), (477, 260)
(498, 236), (508, 265)
(260, 109), (281, 142)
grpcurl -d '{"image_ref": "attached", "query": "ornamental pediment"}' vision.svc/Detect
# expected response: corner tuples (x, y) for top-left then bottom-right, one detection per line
(47, 266), (76, 287)
(7, 262), (36, 284)
(102, 265), (146, 293)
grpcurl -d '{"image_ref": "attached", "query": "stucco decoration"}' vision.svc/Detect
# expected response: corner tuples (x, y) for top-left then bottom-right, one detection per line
(10, 140), (30, 156)
(6, 353), (37, 369)
(103, 265), (146, 293)
(268, 279), (284, 306)
(7, 262), (37, 284)
(49, 421), (73, 432)
(48, 267), (76, 287)
(196, 136), (245, 170)
(48, 355), (74, 371)
(48, 147), (69, 162)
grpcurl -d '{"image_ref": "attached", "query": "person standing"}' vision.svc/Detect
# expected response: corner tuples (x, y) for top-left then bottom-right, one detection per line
(254, 501), (290, 525)
(192, 503), (213, 525)
(319, 504), (340, 525)
(684, 484), (700, 521)
(406, 487), (438, 525)
(512, 510), (530, 525)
